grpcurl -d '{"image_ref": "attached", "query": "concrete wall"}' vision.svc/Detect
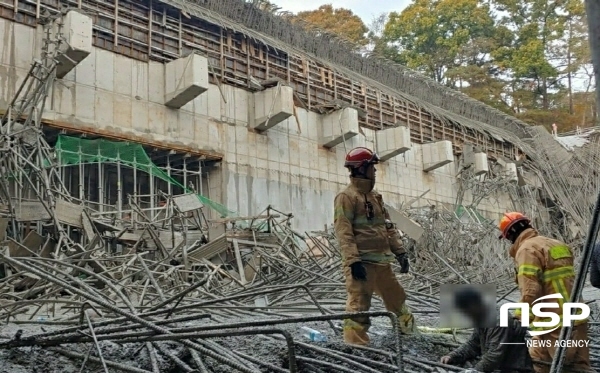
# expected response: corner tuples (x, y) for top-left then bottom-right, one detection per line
(0, 18), (513, 233)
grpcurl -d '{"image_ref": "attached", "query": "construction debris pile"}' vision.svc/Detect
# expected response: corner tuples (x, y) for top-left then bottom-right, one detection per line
(0, 8), (599, 373)
(0, 206), (559, 373)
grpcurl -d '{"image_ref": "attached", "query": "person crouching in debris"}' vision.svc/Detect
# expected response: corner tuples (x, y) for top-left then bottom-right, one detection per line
(333, 146), (416, 346)
(499, 212), (591, 373)
(439, 286), (534, 373)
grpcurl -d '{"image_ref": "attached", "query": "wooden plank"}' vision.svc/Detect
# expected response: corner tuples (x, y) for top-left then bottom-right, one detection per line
(8, 230), (43, 257)
(0, 218), (7, 241)
(55, 198), (84, 228)
(13, 200), (51, 222)
(82, 212), (95, 239)
(232, 239), (247, 285)
(173, 193), (204, 213)
(8, 0), (515, 160)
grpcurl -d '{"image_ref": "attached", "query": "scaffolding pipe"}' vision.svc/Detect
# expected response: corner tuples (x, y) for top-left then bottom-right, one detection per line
(118, 149), (122, 218)
(78, 145), (84, 201)
(150, 166), (154, 220)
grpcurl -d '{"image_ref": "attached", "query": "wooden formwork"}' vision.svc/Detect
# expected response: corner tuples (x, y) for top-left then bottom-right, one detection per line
(0, 0), (516, 160)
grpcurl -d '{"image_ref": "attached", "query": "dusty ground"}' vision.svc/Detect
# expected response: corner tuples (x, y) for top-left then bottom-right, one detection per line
(0, 319), (596, 372)
(0, 288), (598, 372)
(0, 313), (459, 373)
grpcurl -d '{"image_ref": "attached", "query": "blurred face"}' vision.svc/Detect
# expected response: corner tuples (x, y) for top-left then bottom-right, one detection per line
(461, 303), (486, 325)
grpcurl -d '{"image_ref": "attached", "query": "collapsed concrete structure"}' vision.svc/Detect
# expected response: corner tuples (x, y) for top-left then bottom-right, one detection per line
(0, 0), (541, 235)
(0, 1), (599, 372)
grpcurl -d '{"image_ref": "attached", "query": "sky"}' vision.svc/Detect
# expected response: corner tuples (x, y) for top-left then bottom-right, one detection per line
(270, 0), (412, 25)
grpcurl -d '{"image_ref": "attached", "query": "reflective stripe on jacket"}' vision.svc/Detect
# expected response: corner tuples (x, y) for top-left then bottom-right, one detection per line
(510, 228), (587, 330)
(333, 177), (404, 266)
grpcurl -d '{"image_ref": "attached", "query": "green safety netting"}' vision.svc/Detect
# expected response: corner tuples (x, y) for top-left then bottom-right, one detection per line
(54, 135), (237, 218)
(455, 205), (490, 224)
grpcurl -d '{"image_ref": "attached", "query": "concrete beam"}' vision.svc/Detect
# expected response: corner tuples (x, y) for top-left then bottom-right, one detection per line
(422, 140), (453, 172)
(55, 11), (93, 79)
(319, 108), (359, 148)
(463, 144), (489, 176)
(251, 85), (294, 131)
(165, 53), (209, 109)
(376, 126), (411, 162)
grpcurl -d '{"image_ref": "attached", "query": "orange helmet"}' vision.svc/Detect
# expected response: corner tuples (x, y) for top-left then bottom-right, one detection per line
(344, 147), (379, 169)
(499, 212), (531, 239)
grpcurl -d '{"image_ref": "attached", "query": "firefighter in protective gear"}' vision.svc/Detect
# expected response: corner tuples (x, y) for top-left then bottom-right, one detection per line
(334, 147), (416, 346)
(500, 212), (591, 373)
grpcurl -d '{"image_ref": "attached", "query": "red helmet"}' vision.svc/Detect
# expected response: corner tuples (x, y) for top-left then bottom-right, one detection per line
(344, 147), (379, 169)
(499, 212), (531, 239)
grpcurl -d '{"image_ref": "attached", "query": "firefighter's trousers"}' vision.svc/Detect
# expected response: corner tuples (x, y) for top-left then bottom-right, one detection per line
(343, 262), (416, 345)
(530, 323), (591, 373)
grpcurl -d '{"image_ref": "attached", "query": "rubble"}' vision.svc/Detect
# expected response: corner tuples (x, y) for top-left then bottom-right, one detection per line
(0, 8), (599, 373)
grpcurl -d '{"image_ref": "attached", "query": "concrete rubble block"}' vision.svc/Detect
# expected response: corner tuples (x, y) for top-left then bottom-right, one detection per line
(463, 144), (489, 176)
(422, 140), (454, 172)
(55, 10), (93, 79)
(251, 85), (294, 131)
(504, 162), (518, 182)
(497, 158), (519, 182)
(165, 53), (209, 109)
(473, 152), (489, 175)
(385, 204), (424, 241)
(319, 107), (359, 148)
(376, 125), (412, 161)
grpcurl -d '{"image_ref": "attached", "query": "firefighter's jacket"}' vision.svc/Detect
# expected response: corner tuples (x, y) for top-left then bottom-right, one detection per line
(509, 228), (587, 330)
(447, 316), (533, 372)
(333, 177), (405, 266)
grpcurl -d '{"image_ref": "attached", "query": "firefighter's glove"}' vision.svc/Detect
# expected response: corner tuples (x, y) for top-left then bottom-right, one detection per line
(396, 253), (410, 273)
(350, 262), (367, 281)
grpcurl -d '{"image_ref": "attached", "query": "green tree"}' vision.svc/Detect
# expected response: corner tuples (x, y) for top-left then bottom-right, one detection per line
(293, 5), (369, 47)
(381, 0), (595, 130)
(560, 0), (590, 115)
(491, 0), (594, 129)
(492, 0), (566, 112)
(383, 0), (499, 85)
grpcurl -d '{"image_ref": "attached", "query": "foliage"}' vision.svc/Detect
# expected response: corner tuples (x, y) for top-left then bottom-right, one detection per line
(383, 0), (499, 84)
(262, 0), (595, 131)
(380, 0), (596, 131)
(292, 5), (369, 47)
